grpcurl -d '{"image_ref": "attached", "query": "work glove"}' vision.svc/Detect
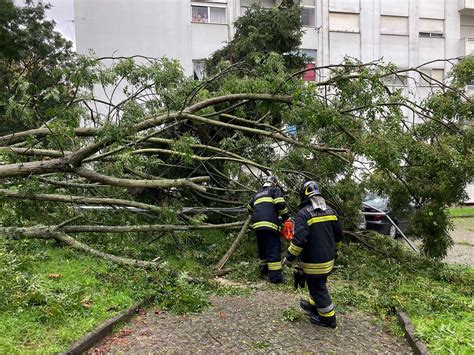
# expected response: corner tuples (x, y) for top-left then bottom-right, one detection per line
(293, 267), (305, 289)
(282, 257), (293, 267)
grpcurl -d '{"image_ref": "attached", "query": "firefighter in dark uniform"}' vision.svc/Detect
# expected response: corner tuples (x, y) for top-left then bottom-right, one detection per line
(247, 176), (289, 283)
(282, 180), (343, 328)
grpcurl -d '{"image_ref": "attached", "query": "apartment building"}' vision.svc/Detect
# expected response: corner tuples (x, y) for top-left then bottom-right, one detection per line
(74, 0), (474, 202)
(74, 0), (474, 80)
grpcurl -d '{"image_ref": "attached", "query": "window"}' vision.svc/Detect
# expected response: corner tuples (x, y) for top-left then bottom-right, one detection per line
(419, 68), (444, 86)
(302, 7), (315, 27)
(300, 49), (317, 81)
(419, 18), (443, 38)
(329, 12), (360, 33)
(302, 63), (316, 81)
(193, 60), (206, 80)
(192, 5), (226, 24)
(380, 16), (408, 36)
(383, 72), (408, 87)
(299, 49), (316, 81)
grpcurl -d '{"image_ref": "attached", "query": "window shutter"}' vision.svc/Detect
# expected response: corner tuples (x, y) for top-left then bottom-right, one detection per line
(380, 16), (408, 35)
(419, 18), (444, 33)
(329, 12), (359, 32)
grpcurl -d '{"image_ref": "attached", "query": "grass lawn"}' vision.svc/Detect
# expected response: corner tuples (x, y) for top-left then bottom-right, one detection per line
(1, 228), (472, 353)
(448, 206), (474, 217)
(0, 239), (158, 353)
(0, 229), (229, 352)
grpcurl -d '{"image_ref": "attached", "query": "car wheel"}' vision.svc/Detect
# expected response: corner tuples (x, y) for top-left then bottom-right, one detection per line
(388, 224), (397, 238)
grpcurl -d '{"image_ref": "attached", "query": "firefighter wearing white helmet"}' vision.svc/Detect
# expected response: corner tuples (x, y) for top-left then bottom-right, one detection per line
(282, 180), (343, 328)
(247, 175), (289, 283)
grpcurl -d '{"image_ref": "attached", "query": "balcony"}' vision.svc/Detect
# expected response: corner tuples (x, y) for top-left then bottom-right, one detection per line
(460, 37), (474, 56)
(459, 0), (474, 15)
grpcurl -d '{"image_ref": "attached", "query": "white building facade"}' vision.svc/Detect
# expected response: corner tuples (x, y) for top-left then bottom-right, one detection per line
(74, 0), (474, 79)
(74, 0), (474, 203)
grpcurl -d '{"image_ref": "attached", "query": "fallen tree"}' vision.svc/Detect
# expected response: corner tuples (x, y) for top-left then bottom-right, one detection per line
(0, 2), (472, 267)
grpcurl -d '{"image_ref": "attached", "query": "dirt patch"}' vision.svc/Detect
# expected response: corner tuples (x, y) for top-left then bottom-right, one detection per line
(444, 218), (474, 266)
(91, 289), (409, 354)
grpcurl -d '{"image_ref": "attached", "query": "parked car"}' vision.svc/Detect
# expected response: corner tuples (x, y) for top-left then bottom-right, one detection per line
(362, 194), (411, 238)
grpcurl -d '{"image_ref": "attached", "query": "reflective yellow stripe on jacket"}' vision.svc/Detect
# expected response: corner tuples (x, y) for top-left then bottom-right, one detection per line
(254, 197), (274, 205)
(278, 207), (288, 215)
(307, 215), (338, 226)
(288, 242), (303, 256)
(301, 260), (334, 275)
(273, 197), (285, 204)
(252, 221), (279, 231)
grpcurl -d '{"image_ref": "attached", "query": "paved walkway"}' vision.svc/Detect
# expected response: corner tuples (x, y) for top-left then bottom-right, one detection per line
(445, 218), (474, 266)
(91, 288), (410, 354)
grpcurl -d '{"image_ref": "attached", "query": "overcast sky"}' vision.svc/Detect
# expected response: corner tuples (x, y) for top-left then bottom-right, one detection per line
(44, 0), (76, 46)
(15, 0), (76, 47)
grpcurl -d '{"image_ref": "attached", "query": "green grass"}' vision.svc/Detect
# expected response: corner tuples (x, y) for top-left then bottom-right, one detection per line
(1, 226), (472, 353)
(448, 206), (474, 217)
(0, 239), (158, 353)
(0, 228), (232, 352)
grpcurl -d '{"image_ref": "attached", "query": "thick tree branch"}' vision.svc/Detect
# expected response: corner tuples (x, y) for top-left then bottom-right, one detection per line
(74, 167), (210, 192)
(184, 93), (292, 114)
(0, 189), (162, 213)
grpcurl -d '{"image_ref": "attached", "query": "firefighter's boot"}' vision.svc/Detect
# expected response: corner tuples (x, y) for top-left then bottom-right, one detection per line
(300, 299), (317, 316)
(259, 260), (268, 279)
(310, 314), (337, 329)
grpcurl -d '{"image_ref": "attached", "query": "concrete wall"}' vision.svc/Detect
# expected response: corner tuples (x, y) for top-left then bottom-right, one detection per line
(380, 0), (409, 16)
(75, 0), (193, 73)
(329, 0), (360, 13)
(380, 35), (409, 67)
(302, 28), (318, 50)
(420, 0), (445, 19)
(191, 23), (229, 60)
(329, 32), (360, 63)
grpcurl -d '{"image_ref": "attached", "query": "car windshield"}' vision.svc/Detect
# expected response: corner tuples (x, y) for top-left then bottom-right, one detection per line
(363, 194), (388, 209)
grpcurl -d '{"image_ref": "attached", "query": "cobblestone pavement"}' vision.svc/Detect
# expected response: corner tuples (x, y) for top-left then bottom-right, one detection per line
(444, 218), (474, 266)
(91, 289), (410, 354)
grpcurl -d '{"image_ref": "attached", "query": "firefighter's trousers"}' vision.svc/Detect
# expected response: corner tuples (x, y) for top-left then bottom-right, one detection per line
(255, 229), (282, 283)
(307, 277), (336, 326)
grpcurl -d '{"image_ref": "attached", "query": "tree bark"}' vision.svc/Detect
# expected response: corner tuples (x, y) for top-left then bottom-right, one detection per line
(0, 189), (162, 213)
(215, 216), (252, 271)
(74, 167), (210, 192)
(59, 221), (244, 233)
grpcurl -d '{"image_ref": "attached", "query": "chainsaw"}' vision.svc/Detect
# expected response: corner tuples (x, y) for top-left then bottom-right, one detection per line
(280, 219), (294, 241)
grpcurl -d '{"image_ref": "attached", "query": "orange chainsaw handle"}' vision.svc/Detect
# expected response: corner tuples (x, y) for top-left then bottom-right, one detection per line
(280, 219), (294, 241)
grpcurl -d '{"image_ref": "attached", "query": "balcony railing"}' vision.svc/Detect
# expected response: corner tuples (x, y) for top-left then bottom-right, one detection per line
(459, 0), (474, 14)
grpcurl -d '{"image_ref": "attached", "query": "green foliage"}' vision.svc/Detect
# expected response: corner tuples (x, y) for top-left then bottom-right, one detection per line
(333, 235), (473, 353)
(207, 3), (307, 73)
(252, 340), (271, 349)
(282, 307), (301, 322)
(155, 274), (210, 314)
(0, 0), (75, 134)
(0, 237), (157, 352)
(0, 227), (234, 351)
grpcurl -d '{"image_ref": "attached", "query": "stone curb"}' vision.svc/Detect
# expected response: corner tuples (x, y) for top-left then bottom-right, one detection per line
(396, 308), (430, 355)
(449, 214), (474, 219)
(63, 297), (154, 355)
